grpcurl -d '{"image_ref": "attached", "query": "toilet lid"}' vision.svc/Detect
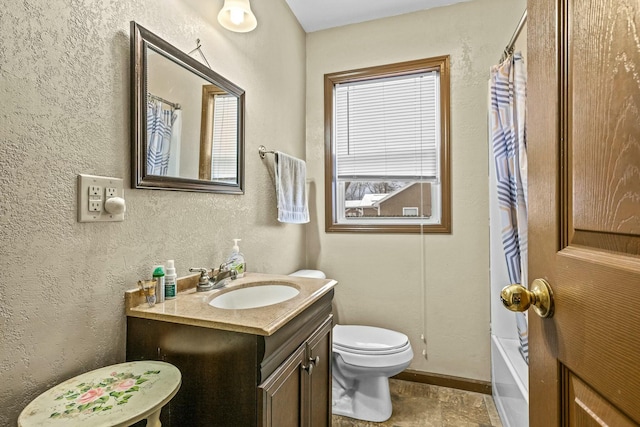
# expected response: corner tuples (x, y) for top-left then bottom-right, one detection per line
(333, 325), (409, 353)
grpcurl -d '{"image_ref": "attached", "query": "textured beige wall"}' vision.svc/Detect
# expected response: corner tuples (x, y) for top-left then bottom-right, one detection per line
(0, 0), (305, 423)
(306, 0), (527, 381)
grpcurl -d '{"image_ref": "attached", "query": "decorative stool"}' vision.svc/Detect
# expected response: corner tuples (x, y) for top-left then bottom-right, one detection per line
(18, 361), (181, 427)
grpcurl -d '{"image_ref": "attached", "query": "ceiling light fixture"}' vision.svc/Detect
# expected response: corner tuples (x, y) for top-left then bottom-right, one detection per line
(218, 0), (257, 33)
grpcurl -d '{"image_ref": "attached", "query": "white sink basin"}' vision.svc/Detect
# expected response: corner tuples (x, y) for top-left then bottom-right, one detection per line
(209, 284), (300, 309)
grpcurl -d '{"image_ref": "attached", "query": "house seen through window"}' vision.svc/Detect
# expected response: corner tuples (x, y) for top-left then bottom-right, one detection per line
(324, 57), (451, 233)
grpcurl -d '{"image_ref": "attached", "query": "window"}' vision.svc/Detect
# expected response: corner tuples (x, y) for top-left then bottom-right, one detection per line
(210, 95), (238, 182)
(324, 57), (451, 233)
(199, 86), (238, 183)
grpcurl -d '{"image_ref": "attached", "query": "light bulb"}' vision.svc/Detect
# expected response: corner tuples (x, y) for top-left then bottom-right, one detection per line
(230, 8), (245, 25)
(218, 0), (257, 33)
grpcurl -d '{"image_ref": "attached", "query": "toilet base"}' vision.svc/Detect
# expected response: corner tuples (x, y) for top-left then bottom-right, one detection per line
(332, 375), (393, 422)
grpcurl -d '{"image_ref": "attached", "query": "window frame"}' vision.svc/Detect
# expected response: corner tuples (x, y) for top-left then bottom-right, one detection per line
(324, 56), (451, 234)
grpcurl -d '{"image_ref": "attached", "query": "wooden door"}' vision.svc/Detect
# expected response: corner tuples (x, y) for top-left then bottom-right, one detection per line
(528, 0), (640, 425)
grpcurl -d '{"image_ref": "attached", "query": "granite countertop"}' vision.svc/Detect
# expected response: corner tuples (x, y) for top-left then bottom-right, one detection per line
(125, 272), (337, 336)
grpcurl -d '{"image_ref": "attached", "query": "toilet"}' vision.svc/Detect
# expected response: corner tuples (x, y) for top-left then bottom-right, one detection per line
(289, 270), (413, 422)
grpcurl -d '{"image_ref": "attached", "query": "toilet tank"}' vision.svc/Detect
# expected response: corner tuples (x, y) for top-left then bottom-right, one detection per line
(289, 269), (326, 279)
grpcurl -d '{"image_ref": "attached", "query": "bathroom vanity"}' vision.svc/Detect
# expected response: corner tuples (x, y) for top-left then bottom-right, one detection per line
(125, 273), (336, 427)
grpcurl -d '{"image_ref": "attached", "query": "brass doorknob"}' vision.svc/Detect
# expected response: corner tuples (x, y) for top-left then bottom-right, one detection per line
(500, 278), (554, 318)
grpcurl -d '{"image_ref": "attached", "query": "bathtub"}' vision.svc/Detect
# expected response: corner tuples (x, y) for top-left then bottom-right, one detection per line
(491, 334), (528, 427)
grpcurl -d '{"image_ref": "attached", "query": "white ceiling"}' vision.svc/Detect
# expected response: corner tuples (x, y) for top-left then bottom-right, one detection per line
(284, 0), (472, 33)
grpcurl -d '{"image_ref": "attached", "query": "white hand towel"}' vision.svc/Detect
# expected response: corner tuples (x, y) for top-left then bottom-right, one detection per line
(275, 151), (309, 224)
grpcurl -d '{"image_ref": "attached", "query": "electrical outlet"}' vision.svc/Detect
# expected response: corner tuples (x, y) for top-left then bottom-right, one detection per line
(89, 200), (102, 212)
(78, 174), (125, 222)
(105, 187), (117, 198)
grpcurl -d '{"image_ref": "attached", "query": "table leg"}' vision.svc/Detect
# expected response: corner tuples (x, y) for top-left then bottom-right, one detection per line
(145, 409), (162, 427)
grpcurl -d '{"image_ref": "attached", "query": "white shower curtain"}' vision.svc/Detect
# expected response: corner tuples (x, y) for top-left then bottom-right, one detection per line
(147, 100), (173, 176)
(490, 52), (529, 363)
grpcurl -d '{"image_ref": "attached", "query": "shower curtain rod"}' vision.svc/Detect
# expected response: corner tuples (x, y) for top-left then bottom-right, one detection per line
(148, 93), (181, 110)
(499, 9), (527, 63)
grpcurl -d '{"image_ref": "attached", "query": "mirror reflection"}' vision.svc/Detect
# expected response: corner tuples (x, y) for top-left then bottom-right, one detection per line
(131, 21), (245, 193)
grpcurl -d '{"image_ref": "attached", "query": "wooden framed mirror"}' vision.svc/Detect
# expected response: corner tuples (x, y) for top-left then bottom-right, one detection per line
(131, 21), (245, 194)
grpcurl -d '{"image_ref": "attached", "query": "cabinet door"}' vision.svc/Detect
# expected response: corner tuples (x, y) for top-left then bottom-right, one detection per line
(258, 345), (307, 427)
(306, 316), (333, 427)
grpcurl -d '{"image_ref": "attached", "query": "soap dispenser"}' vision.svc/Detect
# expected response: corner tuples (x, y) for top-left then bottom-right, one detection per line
(226, 238), (246, 278)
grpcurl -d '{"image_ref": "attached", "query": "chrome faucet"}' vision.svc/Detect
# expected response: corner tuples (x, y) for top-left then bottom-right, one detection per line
(189, 267), (215, 292)
(189, 266), (237, 292)
(211, 266), (237, 287)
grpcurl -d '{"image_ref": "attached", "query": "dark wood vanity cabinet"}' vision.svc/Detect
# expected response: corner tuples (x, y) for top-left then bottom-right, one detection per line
(126, 291), (333, 427)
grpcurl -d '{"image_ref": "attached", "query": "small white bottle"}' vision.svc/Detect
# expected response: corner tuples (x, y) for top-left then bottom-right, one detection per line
(153, 265), (165, 303)
(165, 260), (177, 300)
(226, 239), (246, 278)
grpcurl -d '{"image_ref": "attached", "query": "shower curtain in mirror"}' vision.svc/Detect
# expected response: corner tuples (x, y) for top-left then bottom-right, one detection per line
(490, 52), (529, 363)
(147, 100), (178, 176)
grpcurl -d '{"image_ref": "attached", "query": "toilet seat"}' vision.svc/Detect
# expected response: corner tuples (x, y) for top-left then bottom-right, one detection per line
(334, 325), (409, 352)
(334, 341), (412, 356)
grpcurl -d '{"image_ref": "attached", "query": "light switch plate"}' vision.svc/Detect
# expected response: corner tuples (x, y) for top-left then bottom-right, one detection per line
(77, 174), (125, 222)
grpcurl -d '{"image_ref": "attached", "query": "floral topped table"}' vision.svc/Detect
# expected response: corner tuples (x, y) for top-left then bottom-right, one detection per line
(18, 361), (181, 427)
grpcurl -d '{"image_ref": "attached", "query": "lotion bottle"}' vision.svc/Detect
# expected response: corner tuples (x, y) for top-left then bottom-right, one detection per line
(165, 260), (177, 300)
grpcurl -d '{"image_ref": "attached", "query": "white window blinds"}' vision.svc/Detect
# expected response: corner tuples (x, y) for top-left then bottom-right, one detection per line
(334, 71), (440, 180)
(211, 95), (238, 181)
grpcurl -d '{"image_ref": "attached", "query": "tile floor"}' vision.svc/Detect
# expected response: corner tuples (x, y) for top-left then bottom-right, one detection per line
(331, 379), (503, 427)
